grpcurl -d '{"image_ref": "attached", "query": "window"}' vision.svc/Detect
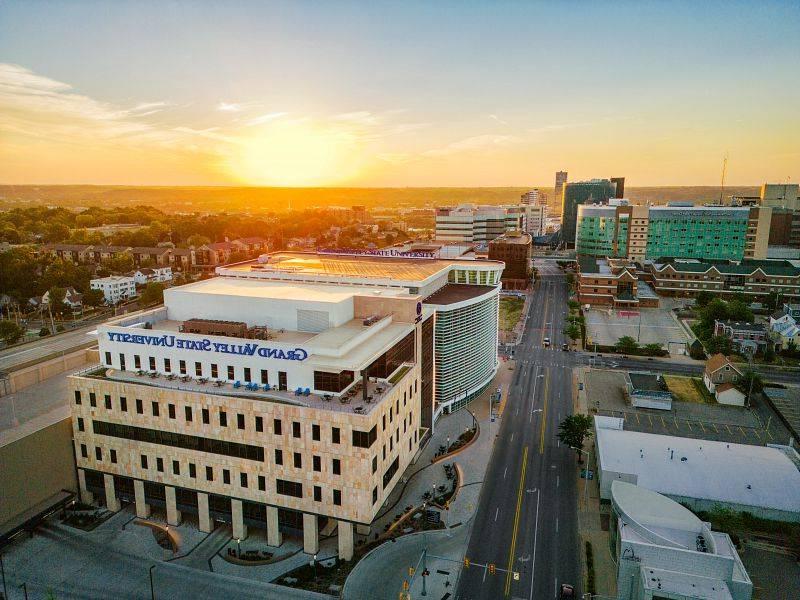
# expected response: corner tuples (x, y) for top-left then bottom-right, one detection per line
(223, 469), (231, 485)
(151, 401), (159, 417)
(206, 466), (214, 481)
(292, 421), (301, 438)
(211, 364), (218, 378)
(149, 357), (156, 371)
(136, 399), (143, 414)
(110, 449), (117, 464)
(202, 408), (209, 424)
(219, 410), (227, 427)
(352, 425), (378, 448)
(168, 404), (176, 419)
(244, 367), (251, 383)
(258, 475), (266, 491)
(313, 455), (321, 472)
(156, 457), (164, 472)
(104, 394), (112, 410)
(227, 365), (234, 380)
(164, 358), (171, 373)
(74, 390), (82, 405)
(383, 457), (399, 489)
(141, 454), (148, 469)
(195, 362), (202, 377)
(95, 446), (102, 461)
(240, 472), (248, 488)
(189, 463), (196, 478)
(134, 355), (141, 370)
(372, 486), (378, 505)
(260, 369), (268, 384)
(80, 444), (88, 458)
(90, 392), (96, 408)
(120, 397), (127, 412)
(77, 417), (85, 432)
(372, 456), (377, 474)
(382, 415), (386, 431)
(119, 354), (126, 370)
(179, 360), (186, 375)
(332, 427), (340, 444)
(313, 369), (355, 392)
(312, 424), (320, 441)
(274, 419), (282, 435)
(276, 479), (303, 498)
(237, 413), (245, 430)
(255, 416), (263, 432)
(293, 452), (302, 468)
(105, 351), (112, 365)
(185, 406), (192, 422)
(275, 449), (283, 465)
(314, 486), (322, 502)
(333, 489), (342, 506)
(332, 458), (341, 475)
(172, 460), (180, 475)
(389, 406), (393, 423)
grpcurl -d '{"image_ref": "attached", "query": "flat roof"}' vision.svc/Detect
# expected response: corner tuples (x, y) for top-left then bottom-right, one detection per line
(596, 417), (800, 514)
(165, 277), (408, 304)
(762, 387), (800, 442)
(423, 284), (495, 305)
(220, 251), (502, 283)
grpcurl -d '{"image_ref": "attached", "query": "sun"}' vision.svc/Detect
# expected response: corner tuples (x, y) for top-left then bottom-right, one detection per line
(225, 120), (364, 186)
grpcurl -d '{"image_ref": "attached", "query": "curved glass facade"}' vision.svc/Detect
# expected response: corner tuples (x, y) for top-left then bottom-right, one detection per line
(433, 289), (499, 412)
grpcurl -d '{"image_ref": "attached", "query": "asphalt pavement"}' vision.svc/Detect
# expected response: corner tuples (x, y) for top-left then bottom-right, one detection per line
(456, 260), (581, 600)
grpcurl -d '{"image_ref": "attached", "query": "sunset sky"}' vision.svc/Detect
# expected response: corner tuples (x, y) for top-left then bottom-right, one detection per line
(1, 1), (798, 187)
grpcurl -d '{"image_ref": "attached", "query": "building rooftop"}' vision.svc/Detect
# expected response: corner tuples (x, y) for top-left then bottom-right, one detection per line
(651, 258), (800, 277)
(489, 231), (532, 245)
(762, 387), (800, 444)
(423, 284), (495, 305)
(715, 320), (766, 332)
(596, 418), (800, 514)
(627, 372), (666, 393)
(219, 251), (502, 284)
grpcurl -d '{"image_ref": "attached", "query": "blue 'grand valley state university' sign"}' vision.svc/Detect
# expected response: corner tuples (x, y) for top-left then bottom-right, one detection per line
(107, 332), (308, 361)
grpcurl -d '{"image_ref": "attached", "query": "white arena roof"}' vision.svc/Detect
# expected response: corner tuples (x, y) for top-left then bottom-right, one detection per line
(595, 417), (800, 514)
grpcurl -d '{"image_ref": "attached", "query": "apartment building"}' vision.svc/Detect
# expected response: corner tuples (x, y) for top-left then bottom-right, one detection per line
(434, 205), (522, 244)
(90, 275), (138, 304)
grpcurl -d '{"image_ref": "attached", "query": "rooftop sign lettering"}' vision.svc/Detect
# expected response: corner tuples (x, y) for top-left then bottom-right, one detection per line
(106, 332), (308, 361)
(319, 248), (435, 259)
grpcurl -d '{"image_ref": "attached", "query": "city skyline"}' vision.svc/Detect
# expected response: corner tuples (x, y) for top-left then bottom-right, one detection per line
(1, 1), (799, 187)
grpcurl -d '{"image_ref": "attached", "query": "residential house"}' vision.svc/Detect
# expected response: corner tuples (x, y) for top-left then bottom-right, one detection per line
(167, 247), (195, 270)
(41, 287), (83, 311)
(770, 312), (800, 352)
(89, 245), (131, 263)
(128, 267), (173, 285)
(128, 247), (171, 266)
(90, 275), (137, 304)
(713, 320), (768, 354)
(232, 237), (267, 254)
(41, 244), (93, 263)
(198, 241), (238, 266)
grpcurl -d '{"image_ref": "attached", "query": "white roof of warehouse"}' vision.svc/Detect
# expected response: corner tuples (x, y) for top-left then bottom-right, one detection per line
(596, 417), (800, 514)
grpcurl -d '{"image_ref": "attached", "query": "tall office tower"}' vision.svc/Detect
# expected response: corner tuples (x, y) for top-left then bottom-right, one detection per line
(611, 177), (625, 199)
(554, 171), (568, 212)
(435, 205), (522, 243)
(520, 189), (545, 205)
(561, 179), (616, 248)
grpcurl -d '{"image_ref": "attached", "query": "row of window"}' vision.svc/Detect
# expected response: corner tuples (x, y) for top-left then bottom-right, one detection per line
(80, 445), (344, 506)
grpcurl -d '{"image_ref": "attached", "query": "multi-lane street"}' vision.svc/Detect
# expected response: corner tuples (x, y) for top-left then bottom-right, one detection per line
(457, 260), (581, 600)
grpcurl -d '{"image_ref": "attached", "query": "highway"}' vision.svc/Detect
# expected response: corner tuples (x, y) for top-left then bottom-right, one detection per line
(456, 260), (581, 600)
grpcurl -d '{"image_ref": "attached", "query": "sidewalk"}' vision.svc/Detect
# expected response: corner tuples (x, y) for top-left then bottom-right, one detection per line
(343, 360), (517, 599)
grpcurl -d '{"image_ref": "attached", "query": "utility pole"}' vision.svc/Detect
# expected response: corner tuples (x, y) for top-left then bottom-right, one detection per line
(719, 152), (729, 204)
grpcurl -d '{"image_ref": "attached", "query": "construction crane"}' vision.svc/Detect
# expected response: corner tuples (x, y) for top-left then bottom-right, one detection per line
(718, 153), (729, 204)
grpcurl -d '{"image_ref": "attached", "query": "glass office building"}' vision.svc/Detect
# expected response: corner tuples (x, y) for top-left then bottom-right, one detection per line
(645, 206), (750, 261)
(561, 179), (618, 247)
(575, 204), (630, 258)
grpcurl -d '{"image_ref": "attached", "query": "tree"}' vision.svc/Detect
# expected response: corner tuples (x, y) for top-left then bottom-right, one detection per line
(706, 335), (733, 355)
(763, 292), (779, 312)
(643, 343), (663, 356)
(46, 286), (68, 317)
(695, 290), (714, 308)
(736, 370), (763, 403)
(139, 282), (165, 306)
(557, 414), (594, 463)
(727, 300), (754, 323)
(0, 320), (25, 344)
(762, 347), (775, 363)
(615, 336), (639, 354)
(187, 234), (211, 247)
(567, 299), (580, 312)
(83, 288), (105, 307)
(564, 323), (581, 341)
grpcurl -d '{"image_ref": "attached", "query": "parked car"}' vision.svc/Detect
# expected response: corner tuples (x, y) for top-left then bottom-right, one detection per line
(560, 583), (575, 599)
(562, 343), (569, 351)
(543, 337), (551, 347)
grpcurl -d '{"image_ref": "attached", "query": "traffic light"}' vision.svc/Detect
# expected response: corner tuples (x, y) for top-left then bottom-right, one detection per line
(463, 557), (470, 569)
(488, 563), (496, 575)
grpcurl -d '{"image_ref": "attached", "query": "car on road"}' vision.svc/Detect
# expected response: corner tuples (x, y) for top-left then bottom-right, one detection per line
(560, 583), (575, 599)
(562, 343), (569, 351)
(543, 337), (551, 347)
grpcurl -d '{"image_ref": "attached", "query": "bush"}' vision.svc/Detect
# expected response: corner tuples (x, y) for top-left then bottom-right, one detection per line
(585, 541), (596, 595)
(39, 326), (50, 337)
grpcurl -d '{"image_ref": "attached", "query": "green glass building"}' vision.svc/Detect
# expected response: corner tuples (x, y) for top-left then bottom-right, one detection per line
(575, 204), (629, 257)
(561, 179), (618, 247)
(645, 206), (750, 261)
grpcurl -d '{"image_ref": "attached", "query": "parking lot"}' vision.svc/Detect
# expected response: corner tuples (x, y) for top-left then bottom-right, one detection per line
(586, 369), (791, 446)
(584, 306), (691, 352)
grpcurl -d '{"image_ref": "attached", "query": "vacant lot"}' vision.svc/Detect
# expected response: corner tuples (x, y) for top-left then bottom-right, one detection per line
(584, 307), (691, 351)
(499, 296), (524, 332)
(664, 375), (715, 404)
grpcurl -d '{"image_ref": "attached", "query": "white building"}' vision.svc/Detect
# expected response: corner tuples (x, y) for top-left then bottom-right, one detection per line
(595, 416), (800, 522)
(520, 204), (547, 237)
(90, 275), (137, 304)
(520, 189), (545, 205)
(130, 267), (173, 285)
(434, 205), (523, 244)
(612, 481), (752, 600)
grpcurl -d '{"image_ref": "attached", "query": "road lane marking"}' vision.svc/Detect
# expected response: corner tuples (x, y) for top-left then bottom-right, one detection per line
(686, 420), (693, 432)
(739, 426), (746, 438)
(726, 424), (733, 435)
(539, 372), (550, 455)
(495, 507), (499, 522)
(555, 518), (558, 533)
(528, 487), (541, 600)
(557, 475), (559, 488)
(504, 467), (508, 479)
(698, 421), (706, 434)
(511, 433), (514, 443)
(505, 446), (528, 597)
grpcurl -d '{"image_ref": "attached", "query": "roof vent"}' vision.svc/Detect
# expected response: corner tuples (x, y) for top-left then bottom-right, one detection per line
(681, 457), (688, 462)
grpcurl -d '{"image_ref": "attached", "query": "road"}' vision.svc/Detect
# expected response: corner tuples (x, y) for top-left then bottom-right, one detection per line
(456, 260), (581, 600)
(0, 323), (98, 372)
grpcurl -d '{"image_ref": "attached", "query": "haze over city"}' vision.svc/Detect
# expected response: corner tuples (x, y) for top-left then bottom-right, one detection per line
(1, 1), (799, 188)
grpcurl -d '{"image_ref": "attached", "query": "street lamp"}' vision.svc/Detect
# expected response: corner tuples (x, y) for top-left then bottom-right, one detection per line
(149, 565), (156, 600)
(446, 436), (450, 452)
(236, 537), (241, 558)
(310, 553), (317, 581)
(572, 446), (592, 510)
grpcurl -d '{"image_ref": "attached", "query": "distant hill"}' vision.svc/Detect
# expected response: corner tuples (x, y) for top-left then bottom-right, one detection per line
(0, 184), (760, 214)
